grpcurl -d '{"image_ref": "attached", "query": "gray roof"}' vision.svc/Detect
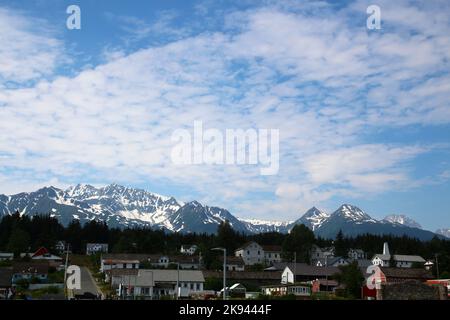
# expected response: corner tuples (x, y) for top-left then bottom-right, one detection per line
(203, 270), (281, 280)
(284, 263), (340, 277)
(102, 253), (161, 262)
(380, 267), (433, 279)
(327, 257), (350, 266)
(151, 269), (205, 282)
(373, 254), (425, 263)
(114, 269), (205, 286)
(356, 259), (373, 268)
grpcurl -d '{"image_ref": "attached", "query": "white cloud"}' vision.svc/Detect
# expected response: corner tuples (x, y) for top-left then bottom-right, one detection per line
(0, 1), (449, 222)
(0, 8), (65, 84)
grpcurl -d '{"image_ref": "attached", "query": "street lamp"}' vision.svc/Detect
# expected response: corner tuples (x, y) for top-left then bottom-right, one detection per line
(211, 247), (227, 300)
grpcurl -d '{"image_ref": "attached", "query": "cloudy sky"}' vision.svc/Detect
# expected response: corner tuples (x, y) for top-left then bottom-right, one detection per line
(0, 0), (449, 230)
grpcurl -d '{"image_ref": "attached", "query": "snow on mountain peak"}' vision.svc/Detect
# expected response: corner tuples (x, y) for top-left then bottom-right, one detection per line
(436, 228), (450, 238)
(333, 204), (375, 223)
(383, 214), (422, 229)
(294, 207), (330, 231)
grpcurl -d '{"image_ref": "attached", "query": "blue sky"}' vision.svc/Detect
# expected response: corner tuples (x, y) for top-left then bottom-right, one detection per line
(0, 0), (449, 231)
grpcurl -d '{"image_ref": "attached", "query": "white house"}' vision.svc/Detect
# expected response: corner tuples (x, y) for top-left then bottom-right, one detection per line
(235, 242), (264, 265)
(100, 254), (143, 272)
(100, 254), (201, 272)
(262, 245), (282, 265)
(180, 245), (198, 255)
(114, 269), (205, 299)
(316, 256), (350, 267)
(348, 248), (367, 260)
(219, 256), (245, 272)
(371, 242), (425, 268)
(281, 264), (340, 284)
(86, 243), (109, 255)
(310, 245), (335, 266)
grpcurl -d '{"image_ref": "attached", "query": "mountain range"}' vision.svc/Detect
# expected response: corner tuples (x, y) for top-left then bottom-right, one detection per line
(0, 184), (447, 240)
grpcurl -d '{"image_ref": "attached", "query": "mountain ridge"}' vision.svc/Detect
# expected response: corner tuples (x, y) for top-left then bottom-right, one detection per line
(0, 184), (446, 240)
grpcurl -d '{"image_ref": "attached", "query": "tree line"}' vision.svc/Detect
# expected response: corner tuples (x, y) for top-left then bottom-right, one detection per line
(0, 212), (449, 276)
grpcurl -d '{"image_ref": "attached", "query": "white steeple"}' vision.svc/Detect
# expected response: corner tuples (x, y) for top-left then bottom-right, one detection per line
(383, 242), (390, 255)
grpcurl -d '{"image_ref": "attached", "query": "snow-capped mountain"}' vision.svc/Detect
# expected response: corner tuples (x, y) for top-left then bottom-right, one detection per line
(383, 214), (422, 229)
(239, 218), (292, 234)
(314, 204), (439, 241)
(0, 184), (183, 229)
(436, 228), (450, 239)
(169, 201), (249, 234)
(289, 207), (330, 231)
(0, 184), (259, 233)
(0, 185), (446, 239)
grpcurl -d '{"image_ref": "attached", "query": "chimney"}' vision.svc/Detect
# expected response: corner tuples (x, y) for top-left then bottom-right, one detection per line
(383, 242), (390, 255)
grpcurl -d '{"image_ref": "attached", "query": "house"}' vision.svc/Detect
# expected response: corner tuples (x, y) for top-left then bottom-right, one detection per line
(203, 270), (282, 288)
(55, 241), (67, 254)
(311, 279), (339, 293)
(323, 256), (351, 267)
(113, 269), (205, 299)
(310, 245), (335, 266)
(348, 248), (367, 260)
(0, 267), (13, 299)
(180, 245), (198, 255)
(281, 263), (340, 287)
(170, 255), (201, 270)
(0, 253), (14, 261)
(262, 245), (282, 265)
(315, 256), (350, 267)
(20, 247), (62, 268)
(235, 242), (265, 265)
(100, 254), (200, 272)
(86, 243), (109, 256)
(363, 266), (435, 300)
(371, 243), (425, 268)
(261, 283), (311, 298)
(12, 262), (49, 284)
(218, 256), (245, 272)
(100, 254), (143, 272)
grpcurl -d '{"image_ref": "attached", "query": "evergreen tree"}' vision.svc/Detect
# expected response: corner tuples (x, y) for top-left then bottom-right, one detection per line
(215, 220), (240, 253)
(282, 224), (315, 263)
(334, 261), (365, 299)
(7, 228), (30, 257)
(334, 230), (348, 258)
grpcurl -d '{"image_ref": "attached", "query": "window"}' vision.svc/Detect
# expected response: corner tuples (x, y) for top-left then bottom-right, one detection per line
(247, 250), (250, 255)
(190, 283), (194, 290)
(258, 251), (260, 255)
(196, 283), (200, 290)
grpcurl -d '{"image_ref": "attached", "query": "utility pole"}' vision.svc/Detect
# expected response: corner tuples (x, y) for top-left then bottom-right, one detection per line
(435, 254), (440, 279)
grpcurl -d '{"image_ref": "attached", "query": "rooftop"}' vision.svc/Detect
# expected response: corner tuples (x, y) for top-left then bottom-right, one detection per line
(373, 254), (426, 263)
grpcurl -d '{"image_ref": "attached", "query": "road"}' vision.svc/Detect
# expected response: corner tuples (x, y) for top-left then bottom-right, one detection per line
(73, 266), (103, 298)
